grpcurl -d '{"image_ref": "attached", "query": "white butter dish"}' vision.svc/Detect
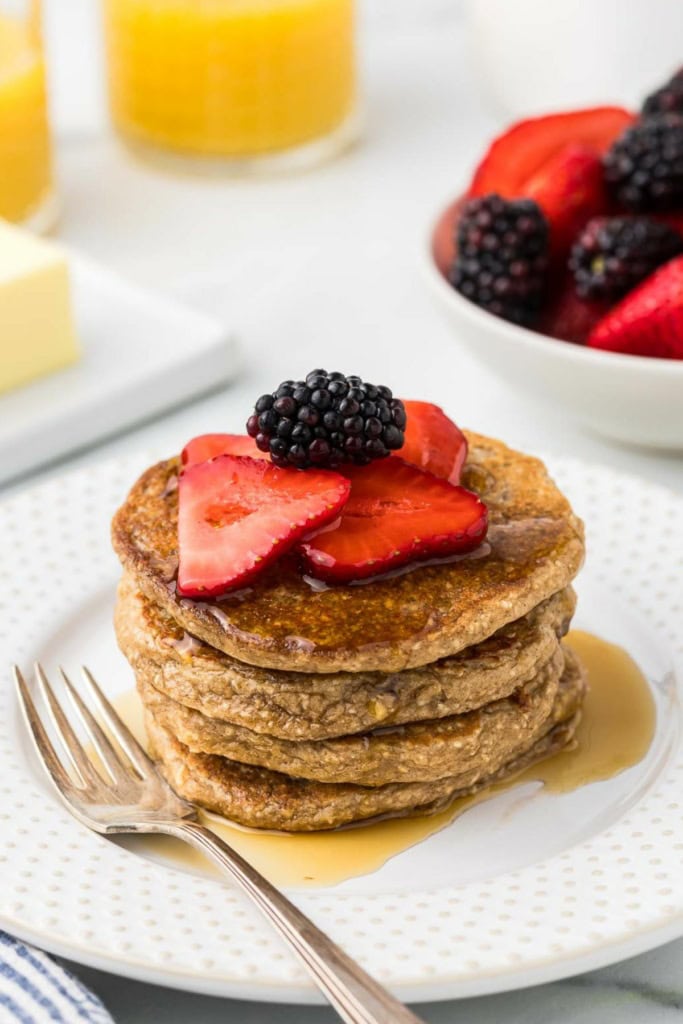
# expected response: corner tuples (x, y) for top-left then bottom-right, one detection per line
(0, 253), (239, 485)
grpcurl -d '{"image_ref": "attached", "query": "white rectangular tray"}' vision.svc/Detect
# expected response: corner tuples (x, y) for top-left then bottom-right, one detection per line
(0, 254), (239, 485)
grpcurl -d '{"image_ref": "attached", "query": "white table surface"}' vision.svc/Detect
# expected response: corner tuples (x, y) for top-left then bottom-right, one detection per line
(6, 2), (682, 1021)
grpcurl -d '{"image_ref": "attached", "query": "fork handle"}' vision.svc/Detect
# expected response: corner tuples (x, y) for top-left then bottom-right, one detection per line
(164, 820), (425, 1024)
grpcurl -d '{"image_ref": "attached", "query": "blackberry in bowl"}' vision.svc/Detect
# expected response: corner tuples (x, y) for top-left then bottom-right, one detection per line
(569, 216), (683, 301)
(603, 114), (683, 211)
(449, 193), (549, 327)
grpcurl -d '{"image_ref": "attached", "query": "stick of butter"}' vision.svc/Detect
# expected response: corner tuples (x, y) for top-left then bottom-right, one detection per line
(0, 220), (79, 395)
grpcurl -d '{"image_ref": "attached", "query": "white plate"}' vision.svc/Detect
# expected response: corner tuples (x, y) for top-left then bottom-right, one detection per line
(0, 256), (239, 486)
(0, 451), (681, 1004)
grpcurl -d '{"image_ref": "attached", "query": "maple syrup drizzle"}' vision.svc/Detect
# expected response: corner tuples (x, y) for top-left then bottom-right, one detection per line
(114, 630), (655, 888)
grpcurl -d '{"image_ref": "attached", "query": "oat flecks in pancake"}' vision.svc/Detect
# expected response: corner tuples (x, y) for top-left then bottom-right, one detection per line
(145, 650), (587, 832)
(111, 431), (585, 673)
(115, 574), (575, 739)
(136, 645), (565, 786)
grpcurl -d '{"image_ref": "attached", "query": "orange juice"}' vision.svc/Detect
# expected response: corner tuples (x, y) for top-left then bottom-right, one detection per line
(0, 8), (53, 224)
(103, 0), (357, 163)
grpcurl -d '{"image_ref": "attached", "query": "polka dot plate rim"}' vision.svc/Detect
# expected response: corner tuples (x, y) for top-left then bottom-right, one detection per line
(0, 449), (681, 1004)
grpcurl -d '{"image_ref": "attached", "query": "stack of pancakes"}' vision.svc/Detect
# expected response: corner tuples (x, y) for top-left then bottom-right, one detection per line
(112, 432), (587, 832)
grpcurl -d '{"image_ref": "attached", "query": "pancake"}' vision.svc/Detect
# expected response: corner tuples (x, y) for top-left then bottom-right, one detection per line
(111, 432), (585, 673)
(115, 574), (575, 739)
(145, 649), (586, 831)
(136, 644), (566, 785)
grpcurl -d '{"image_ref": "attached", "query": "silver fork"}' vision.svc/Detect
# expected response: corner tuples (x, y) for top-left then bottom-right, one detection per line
(14, 664), (425, 1024)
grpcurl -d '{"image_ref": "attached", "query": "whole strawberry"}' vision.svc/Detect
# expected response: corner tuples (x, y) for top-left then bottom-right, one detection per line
(587, 255), (683, 359)
(525, 144), (608, 260)
(538, 273), (607, 346)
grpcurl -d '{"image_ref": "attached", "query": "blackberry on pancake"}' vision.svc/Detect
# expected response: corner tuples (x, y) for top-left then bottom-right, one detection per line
(247, 370), (406, 469)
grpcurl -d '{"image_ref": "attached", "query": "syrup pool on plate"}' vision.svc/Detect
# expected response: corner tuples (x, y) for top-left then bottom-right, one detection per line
(114, 630), (656, 888)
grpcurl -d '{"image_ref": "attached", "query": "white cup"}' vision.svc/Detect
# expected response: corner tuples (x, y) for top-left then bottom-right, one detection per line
(466, 0), (683, 117)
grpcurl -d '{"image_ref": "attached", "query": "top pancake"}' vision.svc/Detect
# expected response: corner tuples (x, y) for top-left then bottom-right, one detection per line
(111, 431), (585, 673)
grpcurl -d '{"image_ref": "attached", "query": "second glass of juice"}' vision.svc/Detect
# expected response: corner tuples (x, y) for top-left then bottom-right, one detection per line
(0, 0), (55, 228)
(103, 0), (358, 172)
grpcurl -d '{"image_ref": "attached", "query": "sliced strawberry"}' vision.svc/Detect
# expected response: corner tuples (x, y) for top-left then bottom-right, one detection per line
(177, 455), (350, 596)
(525, 144), (609, 260)
(181, 433), (265, 467)
(538, 272), (608, 345)
(397, 401), (467, 484)
(587, 256), (683, 359)
(469, 107), (635, 199)
(299, 458), (488, 583)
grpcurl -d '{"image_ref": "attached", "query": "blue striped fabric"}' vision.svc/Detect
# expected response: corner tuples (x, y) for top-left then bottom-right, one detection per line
(0, 933), (113, 1024)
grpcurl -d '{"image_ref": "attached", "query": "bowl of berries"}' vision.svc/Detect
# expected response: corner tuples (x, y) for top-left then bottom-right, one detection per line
(426, 74), (683, 450)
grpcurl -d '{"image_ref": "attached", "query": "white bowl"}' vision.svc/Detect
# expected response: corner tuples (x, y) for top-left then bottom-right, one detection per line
(425, 200), (683, 451)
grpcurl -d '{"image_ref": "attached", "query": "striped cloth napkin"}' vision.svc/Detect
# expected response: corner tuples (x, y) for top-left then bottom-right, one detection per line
(0, 932), (114, 1024)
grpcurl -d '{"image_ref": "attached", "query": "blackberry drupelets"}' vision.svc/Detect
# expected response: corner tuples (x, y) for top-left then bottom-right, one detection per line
(569, 216), (683, 301)
(449, 193), (549, 326)
(603, 114), (683, 211)
(643, 67), (683, 116)
(247, 371), (407, 469)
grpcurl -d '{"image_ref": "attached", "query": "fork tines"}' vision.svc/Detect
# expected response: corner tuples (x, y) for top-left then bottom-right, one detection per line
(13, 664), (151, 794)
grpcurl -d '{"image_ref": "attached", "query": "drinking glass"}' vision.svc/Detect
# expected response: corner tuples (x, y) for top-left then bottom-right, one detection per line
(0, 0), (55, 228)
(103, 0), (359, 173)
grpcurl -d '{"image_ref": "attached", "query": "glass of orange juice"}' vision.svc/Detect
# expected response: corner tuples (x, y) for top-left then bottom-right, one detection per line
(102, 0), (358, 173)
(0, 0), (55, 228)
